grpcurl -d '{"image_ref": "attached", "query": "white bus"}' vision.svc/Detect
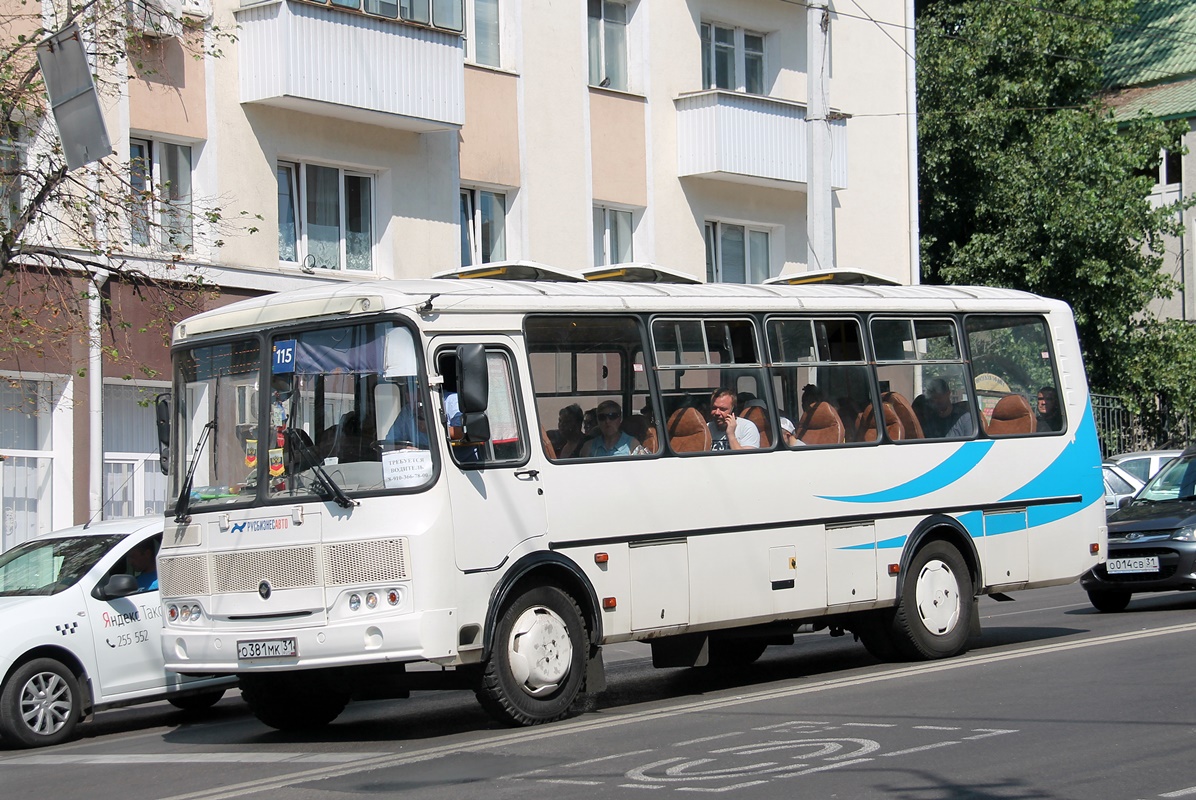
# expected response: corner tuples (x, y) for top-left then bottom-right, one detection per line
(157, 268), (1106, 730)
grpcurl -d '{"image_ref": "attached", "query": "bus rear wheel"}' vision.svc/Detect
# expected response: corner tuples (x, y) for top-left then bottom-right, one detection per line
(891, 541), (973, 660)
(240, 673), (348, 731)
(477, 585), (588, 726)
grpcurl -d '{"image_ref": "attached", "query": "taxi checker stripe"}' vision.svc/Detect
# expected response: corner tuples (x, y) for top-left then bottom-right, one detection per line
(55, 622), (78, 636)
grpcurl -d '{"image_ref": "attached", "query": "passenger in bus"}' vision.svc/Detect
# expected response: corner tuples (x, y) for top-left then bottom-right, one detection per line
(580, 401), (642, 457)
(779, 416), (804, 447)
(917, 377), (974, 438)
(735, 391), (756, 414)
(1036, 386), (1063, 431)
(555, 404), (586, 459)
(583, 408), (599, 440)
(801, 384), (824, 415)
(708, 388), (760, 451)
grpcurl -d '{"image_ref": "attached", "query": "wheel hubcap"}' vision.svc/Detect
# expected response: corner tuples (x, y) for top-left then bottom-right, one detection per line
(915, 559), (961, 635)
(20, 672), (72, 736)
(507, 605), (573, 696)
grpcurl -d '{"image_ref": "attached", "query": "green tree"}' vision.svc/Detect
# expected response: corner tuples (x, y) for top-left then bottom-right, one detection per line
(917, 0), (1195, 441)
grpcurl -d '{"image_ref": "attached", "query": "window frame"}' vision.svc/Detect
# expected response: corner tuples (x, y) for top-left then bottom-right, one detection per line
(129, 136), (194, 251)
(705, 220), (771, 284)
(460, 187), (508, 266)
(465, 0), (501, 67)
(0, 134), (22, 231)
(701, 21), (767, 95)
(588, 0), (629, 91)
(592, 205), (634, 266)
(277, 159), (377, 273)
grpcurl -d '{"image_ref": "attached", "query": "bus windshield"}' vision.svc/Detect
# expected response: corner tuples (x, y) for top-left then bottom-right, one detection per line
(173, 320), (431, 510)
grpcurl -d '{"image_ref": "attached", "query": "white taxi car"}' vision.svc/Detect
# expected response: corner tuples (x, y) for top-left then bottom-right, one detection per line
(0, 517), (233, 748)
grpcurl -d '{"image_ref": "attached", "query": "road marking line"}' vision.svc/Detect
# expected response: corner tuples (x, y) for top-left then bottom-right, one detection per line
(619, 784), (664, 790)
(962, 729), (1018, 739)
(881, 742), (961, 757)
(913, 725), (960, 730)
(537, 779), (603, 786)
(149, 621), (1196, 800)
(843, 723), (896, 728)
(674, 733), (743, 746)
(675, 781), (769, 793)
(2, 753), (388, 765)
(1161, 788), (1196, 797)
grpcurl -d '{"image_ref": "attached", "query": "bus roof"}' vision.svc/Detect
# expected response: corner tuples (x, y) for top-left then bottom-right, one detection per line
(173, 277), (1063, 343)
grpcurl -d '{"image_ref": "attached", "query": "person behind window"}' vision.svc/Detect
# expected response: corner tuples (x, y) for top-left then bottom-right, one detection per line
(555, 403), (586, 459)
(581, 400), (641, 457)
(917, 377), (973, 439)
(708, 387), (760, 451)
(801, 384), (823, 416)
(583, 407), (599, 439)
(779, 416), (804, 447)
(735, 391), (756, 414)
(127, 540), (158, 591)
(1036, 386), (1062, 431)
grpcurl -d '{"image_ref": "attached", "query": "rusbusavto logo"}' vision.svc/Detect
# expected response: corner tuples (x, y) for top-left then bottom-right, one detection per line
(230, 518), (290, 534)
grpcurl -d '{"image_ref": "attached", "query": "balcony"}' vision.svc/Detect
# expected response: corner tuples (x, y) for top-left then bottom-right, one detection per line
(676, 91), (848, 190)
(236, 0), (464, 132)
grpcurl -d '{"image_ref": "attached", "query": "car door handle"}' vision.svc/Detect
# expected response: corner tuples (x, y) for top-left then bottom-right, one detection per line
(514, 469), (540, 480)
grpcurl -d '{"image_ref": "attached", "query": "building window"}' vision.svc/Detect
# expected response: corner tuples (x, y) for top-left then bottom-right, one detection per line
(130, 137), (193, 250)
(0, 135), (21, 231)
(460, 188), (507, 265)
(102, 382), (169, 520)
(588, 0), (628, 90)
(277, 161), (375, 272)
(705, 221), (770, 284)
(466, 0), (500, 67)
(0, 377), (61, 551)
(701, 22), (765, 94)
(593, 206), (633, 265)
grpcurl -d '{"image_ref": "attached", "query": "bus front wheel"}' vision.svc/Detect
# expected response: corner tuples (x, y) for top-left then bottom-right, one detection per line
(477, 585), (588, 726)
(891, 541), (973, 660)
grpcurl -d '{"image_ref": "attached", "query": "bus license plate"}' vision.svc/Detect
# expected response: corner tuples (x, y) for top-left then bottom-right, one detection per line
(237, 638), (298, 659)
(1107, 557), (1159, 574)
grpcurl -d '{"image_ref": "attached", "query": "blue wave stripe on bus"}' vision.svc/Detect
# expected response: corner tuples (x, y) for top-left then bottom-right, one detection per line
(817, 440), (995, 503)
(1000, 402), (1104, 527)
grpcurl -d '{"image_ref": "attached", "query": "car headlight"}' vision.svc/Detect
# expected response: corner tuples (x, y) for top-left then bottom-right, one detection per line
(1171, 526), (1196, 541)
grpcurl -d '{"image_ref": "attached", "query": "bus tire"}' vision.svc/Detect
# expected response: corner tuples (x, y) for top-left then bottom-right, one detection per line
(240, 674), (348, 731)
(1086, 589), (1131, 613)
(477, 585), (588, 726)
(891, 541), (973, 660)
(167, 689), (226, 712)
(0, 658), (82, 748)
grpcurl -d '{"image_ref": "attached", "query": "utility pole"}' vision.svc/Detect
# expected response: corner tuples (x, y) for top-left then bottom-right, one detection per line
(807, 0), (834, 271)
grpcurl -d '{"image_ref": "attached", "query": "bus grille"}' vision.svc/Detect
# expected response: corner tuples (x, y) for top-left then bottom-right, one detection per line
(159, 555), (210, 596)
(325, 539), (409, 584)
(212, 547), (319, 593)
(159, 539), (410, 597)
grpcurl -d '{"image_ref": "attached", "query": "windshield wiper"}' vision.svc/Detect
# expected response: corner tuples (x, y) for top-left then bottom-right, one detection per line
(174, 420), (215, 524)
(285, 428), (358, 510)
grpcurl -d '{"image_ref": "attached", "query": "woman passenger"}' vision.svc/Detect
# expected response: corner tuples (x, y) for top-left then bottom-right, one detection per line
(555, 403), (586, 459)
(580, 400), (641, 458)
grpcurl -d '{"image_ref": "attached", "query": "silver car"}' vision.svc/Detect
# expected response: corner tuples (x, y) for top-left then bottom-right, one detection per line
(1106, 449), (1183, 484)
(1103, 463), (1144, 514)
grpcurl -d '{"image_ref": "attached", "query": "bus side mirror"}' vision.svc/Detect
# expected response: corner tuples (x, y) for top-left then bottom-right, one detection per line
(456, 344), (491, 443)
(155, 393), (171, 476)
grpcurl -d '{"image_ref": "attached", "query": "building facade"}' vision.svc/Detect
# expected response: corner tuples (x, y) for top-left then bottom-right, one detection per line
(0, 0), (918, 547)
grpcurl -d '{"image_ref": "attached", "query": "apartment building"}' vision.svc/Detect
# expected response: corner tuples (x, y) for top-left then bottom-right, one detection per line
(0, 0), (917, 547)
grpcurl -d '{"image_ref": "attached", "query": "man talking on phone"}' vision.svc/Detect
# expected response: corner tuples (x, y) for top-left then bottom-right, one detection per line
(708, 387), (760, 451)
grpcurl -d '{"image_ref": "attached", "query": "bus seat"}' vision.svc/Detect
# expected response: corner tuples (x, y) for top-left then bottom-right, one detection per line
(856, 402), (903, 442)
(540, 425), (557, 459)
(986, 394), (1037, 436)
(640, 425), (659, 454)
(883, 391), (924, 439)
(666, 407), (711, 453)
(797, 401), (844, 445)
(740, 404), (772, 448)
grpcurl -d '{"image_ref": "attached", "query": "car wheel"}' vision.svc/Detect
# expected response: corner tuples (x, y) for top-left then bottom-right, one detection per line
(476, 585), (588, 726)
(167, 689), (226, 712)
(1087, 589), (1131, 613)
(891, 541), (973, 660)
(240, 674), (348, 731)
(0, 658), (83, 748)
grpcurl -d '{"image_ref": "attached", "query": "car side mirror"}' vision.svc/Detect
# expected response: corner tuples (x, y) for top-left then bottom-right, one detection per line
(456, 344), (491, 443)
(93, 573), (140, 601)
(1118, 495), (1133, 509)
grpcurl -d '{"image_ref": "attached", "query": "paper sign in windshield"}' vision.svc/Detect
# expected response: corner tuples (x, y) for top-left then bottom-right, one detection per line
(382, 449), (433, 488)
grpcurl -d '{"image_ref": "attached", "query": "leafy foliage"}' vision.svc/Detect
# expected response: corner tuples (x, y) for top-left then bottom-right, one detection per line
(917, 0), (1196, 440)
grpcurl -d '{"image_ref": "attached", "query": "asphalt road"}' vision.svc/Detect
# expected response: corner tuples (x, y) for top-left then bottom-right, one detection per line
(6, 583), (1196, 800)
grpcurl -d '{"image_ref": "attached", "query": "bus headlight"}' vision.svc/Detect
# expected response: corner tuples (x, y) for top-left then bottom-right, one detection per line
(348, 594), (361, 612)
(365, 592), (378, 609)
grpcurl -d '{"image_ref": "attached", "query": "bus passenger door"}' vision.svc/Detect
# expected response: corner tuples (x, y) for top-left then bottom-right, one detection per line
(433, 338), (550, 572)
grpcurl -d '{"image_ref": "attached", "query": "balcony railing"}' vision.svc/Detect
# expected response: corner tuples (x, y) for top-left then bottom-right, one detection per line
(676, 90), (848, 190)
(236, 0), (464, 131)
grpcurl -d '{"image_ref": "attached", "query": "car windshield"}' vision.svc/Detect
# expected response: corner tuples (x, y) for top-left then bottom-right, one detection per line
(0, 535), (124, 596)
(1136, 454), (1196, 503)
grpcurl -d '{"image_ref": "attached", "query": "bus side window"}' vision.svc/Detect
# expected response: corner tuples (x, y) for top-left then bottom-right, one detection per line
(438, 348), (525, 466)
(965, 315), (1063, 436)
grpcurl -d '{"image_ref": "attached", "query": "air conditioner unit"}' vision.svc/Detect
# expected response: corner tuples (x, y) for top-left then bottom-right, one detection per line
(178, 0), (211, 21)
(128, 0), (184, 39)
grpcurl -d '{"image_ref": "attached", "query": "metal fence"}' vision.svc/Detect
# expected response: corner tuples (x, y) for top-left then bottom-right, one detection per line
(1091, 393), (1193, 458)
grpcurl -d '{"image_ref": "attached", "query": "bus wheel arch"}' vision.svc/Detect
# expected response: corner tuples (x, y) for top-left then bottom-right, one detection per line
(476, 554), (601, 726)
